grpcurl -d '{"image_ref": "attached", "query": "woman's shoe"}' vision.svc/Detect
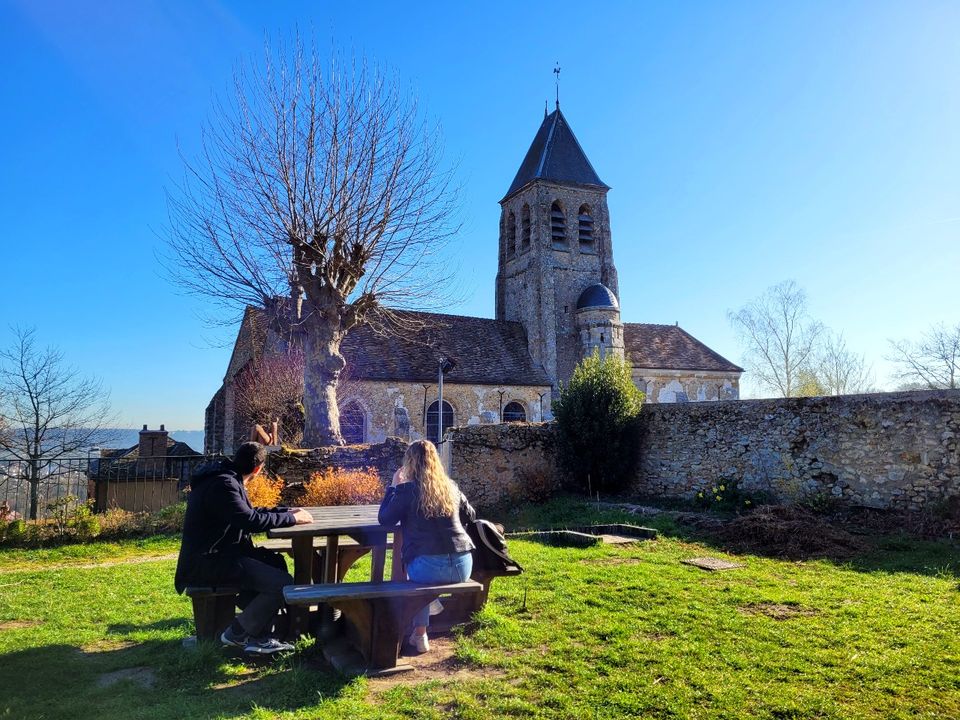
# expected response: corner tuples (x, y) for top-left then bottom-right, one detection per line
(409, 631), (429, 653)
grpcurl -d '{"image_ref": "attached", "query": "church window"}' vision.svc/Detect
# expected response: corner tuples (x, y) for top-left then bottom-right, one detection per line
(578, 205), (594, 250)
(506, 211), (516, 256)
(502, 401), (526, 422)
(521, 204), (531, 249)
(341, 401), (366, 444)
(426, 400), (455, 444)
(550, 202), (566, 248)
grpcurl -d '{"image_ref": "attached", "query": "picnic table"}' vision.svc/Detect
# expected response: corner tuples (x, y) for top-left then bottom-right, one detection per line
(266, 504), (404, 636)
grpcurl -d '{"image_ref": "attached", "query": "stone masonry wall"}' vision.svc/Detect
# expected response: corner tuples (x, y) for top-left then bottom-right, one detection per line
(443, 391), (960, 511)
(266, 437), (407, 487)
(444, 422), (559, 510)
(637, 391), (960, 509)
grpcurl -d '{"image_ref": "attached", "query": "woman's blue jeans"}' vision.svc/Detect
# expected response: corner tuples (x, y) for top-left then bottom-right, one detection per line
(406, 551), (473, 630)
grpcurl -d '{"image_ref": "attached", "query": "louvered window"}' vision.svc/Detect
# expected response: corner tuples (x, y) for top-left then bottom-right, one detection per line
(550, 202), (566, 247)
(506, 211), (516, 256)
(578, 205), (594, 249)
(521, 205), (531, 248)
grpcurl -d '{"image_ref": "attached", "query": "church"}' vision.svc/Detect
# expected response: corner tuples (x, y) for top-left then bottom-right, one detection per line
(204, 104), (742, 454)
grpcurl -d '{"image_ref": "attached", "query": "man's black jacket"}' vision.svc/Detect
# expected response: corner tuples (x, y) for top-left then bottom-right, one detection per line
(174, 459), (296, 593)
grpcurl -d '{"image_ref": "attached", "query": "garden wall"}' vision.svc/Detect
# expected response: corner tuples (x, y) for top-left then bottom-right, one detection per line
(444, 390), (960, 511)
(266, 437), (407, 486)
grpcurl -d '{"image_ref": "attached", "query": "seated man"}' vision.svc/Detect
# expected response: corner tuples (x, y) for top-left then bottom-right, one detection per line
(174, 441), (313, 654)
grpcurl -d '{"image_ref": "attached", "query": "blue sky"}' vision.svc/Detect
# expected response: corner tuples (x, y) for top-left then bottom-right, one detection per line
(1, 1), (958, 429)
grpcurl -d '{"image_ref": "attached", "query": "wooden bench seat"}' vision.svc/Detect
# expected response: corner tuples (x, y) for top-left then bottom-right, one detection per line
(183, 586), (241, 641)
(284, 580), (483, 675)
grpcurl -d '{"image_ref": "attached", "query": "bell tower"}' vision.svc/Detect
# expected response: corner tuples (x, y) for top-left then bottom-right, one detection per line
(495, 104), (620, 388)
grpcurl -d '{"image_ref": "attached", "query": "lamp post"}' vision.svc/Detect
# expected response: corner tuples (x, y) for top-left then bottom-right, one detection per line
(437, 356), (456, 444)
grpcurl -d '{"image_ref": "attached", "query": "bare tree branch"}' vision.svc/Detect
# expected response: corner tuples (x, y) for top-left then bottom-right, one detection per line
(728, 280), (824, 398)
(886, 322), (960, 389)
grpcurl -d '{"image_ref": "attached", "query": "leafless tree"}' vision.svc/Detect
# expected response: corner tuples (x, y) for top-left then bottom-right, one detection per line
(728, 280), (825, 398)
(887, 322), (960, 389)
(817, 332), (874, 395)
(164, 39), (460, 445)
(0, 328), (116, 520)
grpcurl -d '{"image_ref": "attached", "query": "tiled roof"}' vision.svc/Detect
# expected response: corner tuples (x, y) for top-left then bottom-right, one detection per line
(624, 324), (743, 373)
(503, 107), (609, 200)
(341, 311), (552, 387)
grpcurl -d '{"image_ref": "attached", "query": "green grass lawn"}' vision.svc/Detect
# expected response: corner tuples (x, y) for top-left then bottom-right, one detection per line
(1, 499), (958, 719)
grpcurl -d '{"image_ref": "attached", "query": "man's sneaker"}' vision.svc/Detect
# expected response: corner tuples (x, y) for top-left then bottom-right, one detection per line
(428, 599), (444, 616)
(408, 631), (429, 654)
(220, 624), (248, 648)
(244, 636), (295, 655)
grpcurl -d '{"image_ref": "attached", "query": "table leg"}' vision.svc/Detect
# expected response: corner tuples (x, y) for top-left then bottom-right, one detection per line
(290, 537), (314, 637)
(370, 545), (386, 583)
(390, 529), (405, 581)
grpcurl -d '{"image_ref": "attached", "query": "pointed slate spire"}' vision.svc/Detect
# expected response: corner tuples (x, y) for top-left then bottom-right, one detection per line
(503, 107), (609, 201)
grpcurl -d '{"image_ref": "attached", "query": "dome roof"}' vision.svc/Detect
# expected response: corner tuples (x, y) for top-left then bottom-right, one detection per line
(576, 283), (619, 310)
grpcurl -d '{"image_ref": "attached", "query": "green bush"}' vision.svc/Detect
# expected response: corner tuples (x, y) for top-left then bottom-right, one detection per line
(553, 349), (645, 494)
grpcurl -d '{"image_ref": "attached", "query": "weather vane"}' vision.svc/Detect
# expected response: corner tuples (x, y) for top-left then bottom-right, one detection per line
(553, 62), (561, 108)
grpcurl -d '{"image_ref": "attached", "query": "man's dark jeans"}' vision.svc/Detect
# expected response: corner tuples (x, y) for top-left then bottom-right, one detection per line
(235, 552), (293, 637)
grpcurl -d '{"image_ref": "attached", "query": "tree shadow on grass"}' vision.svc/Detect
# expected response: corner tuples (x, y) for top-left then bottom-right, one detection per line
(0, 638), (354, 720)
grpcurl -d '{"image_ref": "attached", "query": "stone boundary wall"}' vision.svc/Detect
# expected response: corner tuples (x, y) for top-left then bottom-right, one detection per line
(444, 391), (960, 511)
(266, 437), (407, 487)
(637, 391), (960, 509)
(444, 423), (559, 509)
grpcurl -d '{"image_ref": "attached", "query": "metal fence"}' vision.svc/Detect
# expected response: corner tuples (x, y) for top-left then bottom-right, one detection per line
(0, 455), (217, 521)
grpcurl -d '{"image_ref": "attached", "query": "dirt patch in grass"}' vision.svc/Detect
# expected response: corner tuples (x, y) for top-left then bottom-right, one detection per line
(583, 557), (644, 566)
(366, 636), (505, 694)
(0, 619), (41, 631)
(680, 505), (868, 560)
(739, 602), (820, 620)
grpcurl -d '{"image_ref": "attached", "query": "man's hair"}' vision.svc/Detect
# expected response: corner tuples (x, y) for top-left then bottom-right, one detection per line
(233, 442), (268, 476)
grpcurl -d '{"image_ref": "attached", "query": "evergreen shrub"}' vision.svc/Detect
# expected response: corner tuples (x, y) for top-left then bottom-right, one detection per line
(553, 350), (645, 494)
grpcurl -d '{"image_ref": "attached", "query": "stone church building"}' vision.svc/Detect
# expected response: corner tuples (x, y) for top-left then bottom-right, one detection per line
(205, 104), (742, 454)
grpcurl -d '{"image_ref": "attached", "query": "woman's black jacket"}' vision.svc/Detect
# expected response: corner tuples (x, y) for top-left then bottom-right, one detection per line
(174, 460), (295, 593)
(378, 482), (476, 566)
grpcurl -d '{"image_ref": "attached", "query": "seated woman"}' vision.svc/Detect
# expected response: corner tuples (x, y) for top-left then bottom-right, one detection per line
(378, 439), (477, 653)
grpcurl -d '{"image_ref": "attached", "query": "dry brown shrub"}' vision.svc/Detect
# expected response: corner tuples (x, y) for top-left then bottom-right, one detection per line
(300, 467), (384, 506)
(98, 508), (148, 537)
(245, 473), (285, 507)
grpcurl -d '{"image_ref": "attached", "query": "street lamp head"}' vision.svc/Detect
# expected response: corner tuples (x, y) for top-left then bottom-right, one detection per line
(439, 357), (457, 375)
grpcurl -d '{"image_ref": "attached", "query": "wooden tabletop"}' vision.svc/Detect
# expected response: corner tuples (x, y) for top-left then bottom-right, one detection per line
(267, 504), (398, 538)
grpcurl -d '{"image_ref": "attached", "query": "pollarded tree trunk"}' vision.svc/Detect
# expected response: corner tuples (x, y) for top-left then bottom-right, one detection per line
(302, 319), (346, 447)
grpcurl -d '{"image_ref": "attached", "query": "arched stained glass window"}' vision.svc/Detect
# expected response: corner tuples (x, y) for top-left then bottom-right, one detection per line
(507, 211), (516, 256)
(502, 401), (526, 423)
(426, 400), (455, 444)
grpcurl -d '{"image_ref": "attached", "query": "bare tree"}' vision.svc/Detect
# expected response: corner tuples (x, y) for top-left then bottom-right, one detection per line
(728, 280), (825, 398)
(0, 328), (115, 520)
(817, 332), (873, 395)
(164, 39), (460, 446)
(887, 322), (960, 389)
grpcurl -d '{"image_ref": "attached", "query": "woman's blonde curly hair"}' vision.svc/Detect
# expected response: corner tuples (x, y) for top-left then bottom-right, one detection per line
(402, 440), (456, 518)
